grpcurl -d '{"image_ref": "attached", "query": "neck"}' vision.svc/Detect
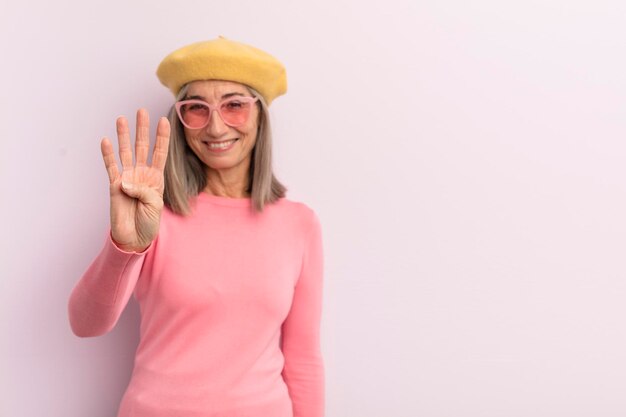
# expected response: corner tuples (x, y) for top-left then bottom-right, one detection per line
(203, 166), (250, 198)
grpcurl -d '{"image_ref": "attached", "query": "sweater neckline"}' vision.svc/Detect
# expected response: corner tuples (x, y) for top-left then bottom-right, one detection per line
(195, 191), (252, 207)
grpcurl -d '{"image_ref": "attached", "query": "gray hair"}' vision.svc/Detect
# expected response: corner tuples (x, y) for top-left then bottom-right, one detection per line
(163, 83), (287, 215)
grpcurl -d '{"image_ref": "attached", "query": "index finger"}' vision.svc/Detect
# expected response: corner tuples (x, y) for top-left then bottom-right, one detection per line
(151, 117), (171, 171)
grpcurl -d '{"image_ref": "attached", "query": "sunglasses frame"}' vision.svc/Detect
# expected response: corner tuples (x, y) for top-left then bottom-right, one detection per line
(175, 96), (260, 129)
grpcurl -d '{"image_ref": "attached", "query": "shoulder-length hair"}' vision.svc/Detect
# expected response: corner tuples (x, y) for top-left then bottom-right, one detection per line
(163, 83), (287, 215)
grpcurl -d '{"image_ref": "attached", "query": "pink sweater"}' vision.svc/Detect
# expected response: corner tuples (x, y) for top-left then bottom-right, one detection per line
(68, 192), (325, 417)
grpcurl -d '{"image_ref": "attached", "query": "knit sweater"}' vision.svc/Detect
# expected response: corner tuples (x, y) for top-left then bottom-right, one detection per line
(68, 192), (325, 417)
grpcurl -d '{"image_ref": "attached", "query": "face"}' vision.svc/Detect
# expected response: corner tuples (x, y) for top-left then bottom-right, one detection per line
(180, 79), (260, 175)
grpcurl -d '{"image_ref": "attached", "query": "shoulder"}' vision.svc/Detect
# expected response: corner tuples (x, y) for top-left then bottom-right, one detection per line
(275, 196), (318, 218)
(274, 197), (321, 233)
(161, 203), (187, 223)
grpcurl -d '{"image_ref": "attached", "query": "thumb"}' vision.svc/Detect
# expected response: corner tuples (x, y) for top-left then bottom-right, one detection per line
(121, 181), (160, 204)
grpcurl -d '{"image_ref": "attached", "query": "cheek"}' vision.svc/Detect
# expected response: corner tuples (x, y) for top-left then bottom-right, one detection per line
(184, 129), (203, 142)
(184, 134), (204, 155)
(245, 113), (260, 141)
(244, 131), (258, 149)
(238, 123), (258, 143)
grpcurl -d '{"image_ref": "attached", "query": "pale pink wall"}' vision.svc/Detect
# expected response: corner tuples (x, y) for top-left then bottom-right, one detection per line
(2, 1), (626, 416)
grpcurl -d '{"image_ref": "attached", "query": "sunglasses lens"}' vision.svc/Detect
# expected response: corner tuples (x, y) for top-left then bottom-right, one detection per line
(180, 102), (210, 128)
(220, 99), (253, 126)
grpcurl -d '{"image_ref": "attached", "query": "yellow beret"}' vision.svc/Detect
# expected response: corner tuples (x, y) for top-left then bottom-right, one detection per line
(156, 36), (287, 106)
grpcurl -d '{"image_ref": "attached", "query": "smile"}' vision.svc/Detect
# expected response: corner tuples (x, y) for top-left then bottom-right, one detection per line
(204, 139), (238, 152)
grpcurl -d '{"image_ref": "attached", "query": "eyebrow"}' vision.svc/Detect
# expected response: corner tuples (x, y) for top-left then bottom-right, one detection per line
(183, 92), (247, 100)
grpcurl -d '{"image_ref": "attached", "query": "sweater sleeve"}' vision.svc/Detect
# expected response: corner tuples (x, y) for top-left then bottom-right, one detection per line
(281, 211), (325, 417)
(67, 229), (152, 337)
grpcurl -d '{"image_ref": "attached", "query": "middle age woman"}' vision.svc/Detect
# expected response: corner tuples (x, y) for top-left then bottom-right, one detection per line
(68, 36), (326, 417)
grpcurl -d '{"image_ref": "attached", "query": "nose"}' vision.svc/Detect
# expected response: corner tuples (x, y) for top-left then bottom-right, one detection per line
(205, 108), (229, 137)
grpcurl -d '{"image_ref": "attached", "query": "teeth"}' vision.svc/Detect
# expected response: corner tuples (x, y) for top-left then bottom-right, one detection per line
(208, 139), (236, 149)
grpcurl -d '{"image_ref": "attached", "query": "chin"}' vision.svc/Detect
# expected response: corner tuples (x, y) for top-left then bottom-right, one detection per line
(206, 157), (248, 170)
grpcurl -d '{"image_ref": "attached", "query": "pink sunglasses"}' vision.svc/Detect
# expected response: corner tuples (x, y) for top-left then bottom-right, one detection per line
(175, 96), (260, 129)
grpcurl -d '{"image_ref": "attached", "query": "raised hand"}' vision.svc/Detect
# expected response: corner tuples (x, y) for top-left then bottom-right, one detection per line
(100, 108), (171, 252)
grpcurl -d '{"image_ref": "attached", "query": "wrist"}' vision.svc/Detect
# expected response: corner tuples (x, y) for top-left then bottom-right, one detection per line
(110, 233), (149, 253)
(119, 244), (149, 253)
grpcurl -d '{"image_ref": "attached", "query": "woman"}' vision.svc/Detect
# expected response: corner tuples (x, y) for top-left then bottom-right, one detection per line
(68, 36), (325, 417)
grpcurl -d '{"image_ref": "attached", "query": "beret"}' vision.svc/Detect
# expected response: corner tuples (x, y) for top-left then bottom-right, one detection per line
(156, 36), (287, 106)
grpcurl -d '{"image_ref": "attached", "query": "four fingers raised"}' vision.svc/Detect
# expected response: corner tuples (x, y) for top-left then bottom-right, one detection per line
(106, 110), (171, 178)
